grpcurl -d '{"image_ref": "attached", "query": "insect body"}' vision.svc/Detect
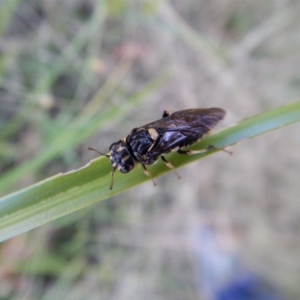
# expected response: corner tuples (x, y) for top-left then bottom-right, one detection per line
(89, 108), (226, 189)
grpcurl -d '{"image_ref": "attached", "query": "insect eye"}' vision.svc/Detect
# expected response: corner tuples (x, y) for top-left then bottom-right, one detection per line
(109, 142), (119, 151)
(120, 164), (134, 173)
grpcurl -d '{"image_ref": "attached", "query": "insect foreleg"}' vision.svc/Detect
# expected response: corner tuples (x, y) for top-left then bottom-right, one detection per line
(161, 156), (181, 179)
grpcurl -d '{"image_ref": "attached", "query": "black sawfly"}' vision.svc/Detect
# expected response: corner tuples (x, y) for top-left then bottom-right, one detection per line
(89, 108), (227, 189)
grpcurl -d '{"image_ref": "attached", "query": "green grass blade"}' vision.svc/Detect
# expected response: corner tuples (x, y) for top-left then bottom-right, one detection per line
(0, 71), (168, 194)
(0, 101), (299, 242)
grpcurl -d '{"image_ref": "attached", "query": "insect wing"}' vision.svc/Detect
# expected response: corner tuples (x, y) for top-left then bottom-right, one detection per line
(143, 108), (225, 132)
(142, 108), (225, 154)
(148, 130), (192, 154)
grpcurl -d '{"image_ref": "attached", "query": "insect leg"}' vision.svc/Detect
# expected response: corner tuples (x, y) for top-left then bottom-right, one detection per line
(177, 149), (206, 155)
(161, 156), (181, 179)
(207, 145), (233, 155)
(141, 164), (157, 186)
(162, 110), (173, 118)
(178, 146), (232, 156)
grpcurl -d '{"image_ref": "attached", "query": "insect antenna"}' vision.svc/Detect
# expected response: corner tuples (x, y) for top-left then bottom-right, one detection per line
(88, 147), (109, 158)
(88, 147), (116, 189)
(109, 167), (117, 190)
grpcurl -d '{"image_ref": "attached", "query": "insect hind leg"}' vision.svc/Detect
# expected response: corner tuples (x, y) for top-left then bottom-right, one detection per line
(177, 146), (232, 156)
(141, 164), (157, 186)
(177, 149), (206, 155)
(161, 156), (181, 179)
(207, 145), (233, 155)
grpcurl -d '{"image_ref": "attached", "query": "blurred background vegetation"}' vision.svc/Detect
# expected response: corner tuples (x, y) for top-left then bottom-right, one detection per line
(0, 0), (300, 299)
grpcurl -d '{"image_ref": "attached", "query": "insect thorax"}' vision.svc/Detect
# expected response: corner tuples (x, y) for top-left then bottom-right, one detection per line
(126, 128), (160, 165)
